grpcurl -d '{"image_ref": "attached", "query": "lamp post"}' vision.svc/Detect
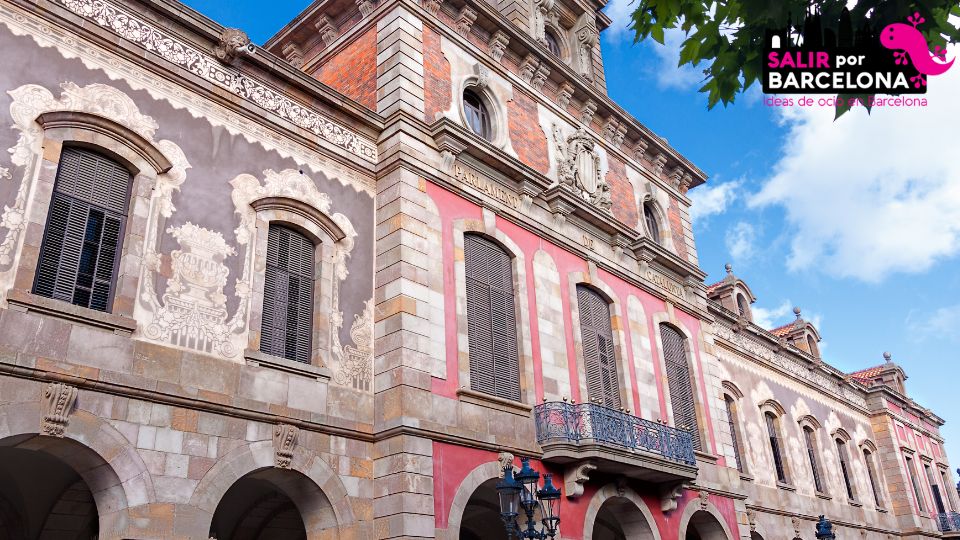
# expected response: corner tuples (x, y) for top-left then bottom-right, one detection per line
(496, 457), (562, 539)
(815, 515), (836, 540)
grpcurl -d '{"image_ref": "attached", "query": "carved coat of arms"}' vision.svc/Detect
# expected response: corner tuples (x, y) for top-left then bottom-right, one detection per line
(553, 125), (611, 211)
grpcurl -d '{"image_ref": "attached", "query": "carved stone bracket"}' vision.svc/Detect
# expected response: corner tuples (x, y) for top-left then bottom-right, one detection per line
(563, 461), (596, 499)
(497, 452), (516, 477)
(602, 118), (618, 142)
(357, 0), (376, 17)
(214, 28), (254, 65)
(455, 6), (478, 36)
(273, 423), (300, 468)
(613, 125), (628, 147)
(556, 82), (574, 109)
(41, 383), (79, 437)
(633, 139), (649, 161)
(488, 31), (509, 63)
(660, 482), (686, 512)
(747, 509), (757, 532)
(579, 99), (597, 125)
(698, 489), (709, 510)
(652, 153), (667, 176)
(316, 15), (340, 48)
(281, 43), (305, 68)
(520, 55), (538, 83)
(435, 132), (468, 172)
(531, 64), (550, 91)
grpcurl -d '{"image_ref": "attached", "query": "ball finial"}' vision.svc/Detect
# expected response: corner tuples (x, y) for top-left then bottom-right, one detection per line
(725, 263), (733, 274)
(883, 351), (892, 362)
(793, 306), (802, 318)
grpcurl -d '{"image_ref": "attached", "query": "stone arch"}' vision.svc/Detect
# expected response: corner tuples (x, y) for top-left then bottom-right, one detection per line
(189, 438), (355, 539)
(677, 498), (735, 540)
(0, 399), (154, 539)
(444, 460), (503, 536)
(582, 483), (661, 540)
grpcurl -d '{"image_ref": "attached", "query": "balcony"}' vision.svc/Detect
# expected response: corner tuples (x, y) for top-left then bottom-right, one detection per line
(534, 401), (698, 487)
(939, 512), (960, 533)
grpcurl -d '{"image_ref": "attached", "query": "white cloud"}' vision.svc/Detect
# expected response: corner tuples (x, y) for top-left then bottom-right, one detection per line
(651, 28), (703, 90)
(749, 44), (960, 283)
(751, 300), (793, 329)
(725, 221), (756, 261)
(603, 0), (635, 39)
(906, 304), (960, 343)
(690, 178), (743, 223)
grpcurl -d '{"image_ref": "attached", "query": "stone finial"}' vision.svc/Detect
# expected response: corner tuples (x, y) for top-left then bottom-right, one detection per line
(214, 28), (254, 65)
(883, 351), (893, 363)
(556, 82), (574, 109)
(488, 31), (509, 62)
(357, 0), (376, 17)
(273, 423), (300, 468)
(579, 98), (597, 125)
(316, 15), (340, 47)
(725, 263), (733, 274)
(519, 55), (538, 83)
(282, 43), (305, 68)
(794, 306), (802, 319)
(531, 64), (551, 90)
(455, 6), (478, 36)
(41, 383), (79, 437)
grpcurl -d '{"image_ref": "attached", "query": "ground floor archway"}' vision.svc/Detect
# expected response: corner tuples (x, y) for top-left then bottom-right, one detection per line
(684, 509), (730, 540)
(591, 496), (658, 540)
(458, 478), (508, 540)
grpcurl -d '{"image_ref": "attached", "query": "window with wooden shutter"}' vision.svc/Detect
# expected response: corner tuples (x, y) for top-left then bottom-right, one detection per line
(261, 225), (315, 364)
(766, 413), (788, 483)
(724, 396), (744, 472)
(660, 324), (701, 450)
(804, 427), (825, 493)
(33, 147), (132, 312)
(864, 450), (883, 507)
(464, 234), (521, 401)
(837, 439), (856, 500)
(906, 456), (925, 511)
(577, 285), (620, 408)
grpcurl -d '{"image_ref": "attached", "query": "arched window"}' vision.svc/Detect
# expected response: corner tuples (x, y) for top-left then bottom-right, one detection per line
(836, 438), (856, 500)
(544, 30), (561, 57)
(34, 147), (132, 312)
(660, 324), (701, 451)
(807, 334), (820, 357)
(463, 89), (491, 140)
(765, 412), (788, 483)
(643, 203), (660, 244)
(863, 448), (884, 508)
(736, 294), (749, 317)
(803, 427), (825, 493)
(906, 455), (925, 511)
(723, 396), (744, 472)
(261, 224), (315, 364)
(577, 285), (620, 408)
(464, 234), (521, 401)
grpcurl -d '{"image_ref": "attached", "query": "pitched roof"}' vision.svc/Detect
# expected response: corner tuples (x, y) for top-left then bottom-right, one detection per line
(705, 281), (724, 294)
(848, 364), (885, 383)
(769, 322), (798, 337)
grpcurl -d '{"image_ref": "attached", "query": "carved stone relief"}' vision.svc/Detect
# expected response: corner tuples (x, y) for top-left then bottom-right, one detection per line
(41, 383), (78, 437)
(273, 423), (300, 468)
(214, 28), (254, 65)
(563, 461), (596, 499)
(552, 125), (610, 211)
(488, 31), (509, 63)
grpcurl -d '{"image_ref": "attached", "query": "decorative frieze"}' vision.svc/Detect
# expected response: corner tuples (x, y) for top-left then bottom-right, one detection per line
(455, 6), (478, 36)
(579, 98), (597, 125)
(531, 64), (550, 90)
(556, 82), (574, 109)
(316, 15), (340, 48)
(214, 28), (254, 65)
(273, 424), (300, 468)
(54, 0), (378, 162)
(488, 31), (509, 63)
(519, 54), (538, 83)
(41, 383), (78, 437)
(281, 43), (305, 68)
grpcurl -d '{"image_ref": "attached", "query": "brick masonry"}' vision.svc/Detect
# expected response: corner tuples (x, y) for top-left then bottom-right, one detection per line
(422, 26), (451, 124)
(605, 155), (638, 228)
(311, 26), (378, 110)
(507, 88), (549, 175)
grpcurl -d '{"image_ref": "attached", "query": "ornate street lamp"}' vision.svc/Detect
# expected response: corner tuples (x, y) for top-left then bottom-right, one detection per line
(496, 457), (562, 539)
(815, 515), (836, 540)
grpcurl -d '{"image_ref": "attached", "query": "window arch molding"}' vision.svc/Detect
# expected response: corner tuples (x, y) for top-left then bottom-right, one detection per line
(231, 170), (358, 377)
(567, 266), (635, 413)
(640, 196), (667, 246)
(798, 415), (828, 495)
(457, 70), (509, 148)
(543, 24), (569, 61)
(721, 381), (749, 475)
(758, 399), (792, 485)
(451, 216), (535, 407)
(650, 311), (709, 452)
(4, 83), (188, 326)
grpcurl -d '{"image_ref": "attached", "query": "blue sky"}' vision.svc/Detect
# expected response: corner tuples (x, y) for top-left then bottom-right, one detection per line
(181, 0), (960, 470)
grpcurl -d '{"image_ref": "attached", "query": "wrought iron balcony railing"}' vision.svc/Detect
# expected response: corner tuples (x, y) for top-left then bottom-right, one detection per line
(534, 401), (697, 466)
(938, 511), (960, 532)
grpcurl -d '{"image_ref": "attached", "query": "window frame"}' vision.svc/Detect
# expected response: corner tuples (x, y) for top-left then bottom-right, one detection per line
(798, 417), (827, 495)
(577, 284), (622, 409)
(722, 391), (747, 474)
(835, 437), (858, 502)
(660, 322), (702, 451)
(906, 454), (926, 512)
(759, 401), (791, 486)
(463, 88), (492, 141)
(643, 201), (661, 244)
(259, 223), (317, 364)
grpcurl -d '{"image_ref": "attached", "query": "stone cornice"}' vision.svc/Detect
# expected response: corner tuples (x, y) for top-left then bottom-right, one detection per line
(43, 0), (383, 164)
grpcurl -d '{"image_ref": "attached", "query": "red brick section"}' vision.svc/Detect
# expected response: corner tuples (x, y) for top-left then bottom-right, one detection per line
(507, 89), (549, 174)
(668, 197), (689, 260)
(310, 26), (377, 110)
(605, 156), (637, 228)
(424, 26), (452, 123)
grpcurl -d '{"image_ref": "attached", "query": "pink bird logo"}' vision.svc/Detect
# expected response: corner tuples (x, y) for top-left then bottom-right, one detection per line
(881, 12), (954, 87)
